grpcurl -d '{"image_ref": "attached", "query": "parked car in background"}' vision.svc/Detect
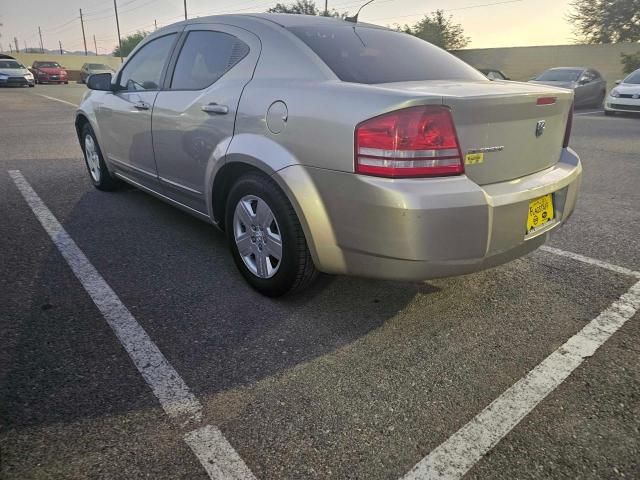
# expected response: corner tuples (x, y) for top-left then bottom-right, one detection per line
(31, 61), (68, 84)
(76, 14), (581, 296)
(0, 59), (35, 87)
(79, 63), (116, 84)
(605, 69), (640, 116)
(478, 68), (510, 81)
(528, 67), (606, 108)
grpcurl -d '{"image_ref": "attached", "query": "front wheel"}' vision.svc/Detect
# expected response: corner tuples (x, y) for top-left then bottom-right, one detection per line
(81, 124), (121, 191)
(225, 173), (318, 297)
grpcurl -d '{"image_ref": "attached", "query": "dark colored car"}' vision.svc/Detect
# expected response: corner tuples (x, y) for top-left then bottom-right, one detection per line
(478, 68), (510, 81)
(31, 61), (69, 84)
(79, 63), (115, 84)
(529, 67), (607, 108)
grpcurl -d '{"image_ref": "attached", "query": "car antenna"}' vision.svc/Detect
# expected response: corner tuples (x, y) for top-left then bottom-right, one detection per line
(345, 0), (375, 23)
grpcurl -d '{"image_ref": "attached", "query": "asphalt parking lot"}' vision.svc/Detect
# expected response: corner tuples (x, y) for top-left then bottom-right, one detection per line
(1, 83), (639, 480)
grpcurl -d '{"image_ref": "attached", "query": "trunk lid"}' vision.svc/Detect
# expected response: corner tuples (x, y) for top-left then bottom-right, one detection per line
(377, 80), (574, 185)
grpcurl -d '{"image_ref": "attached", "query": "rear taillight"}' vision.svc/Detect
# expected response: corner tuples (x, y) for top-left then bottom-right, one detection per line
(563, 103), (573, 148)
(355, 105), (464, 178)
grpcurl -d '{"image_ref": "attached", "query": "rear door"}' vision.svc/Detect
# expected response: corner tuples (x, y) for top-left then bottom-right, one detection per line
(95, 31), (179, 189)
(152, 24), (260, 213)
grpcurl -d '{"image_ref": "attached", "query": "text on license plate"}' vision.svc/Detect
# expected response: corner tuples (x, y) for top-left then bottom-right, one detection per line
(527, 194), (554, 233)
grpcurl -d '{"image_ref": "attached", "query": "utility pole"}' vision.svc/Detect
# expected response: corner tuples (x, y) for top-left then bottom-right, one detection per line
(324, 0), (328, 16)
(38, 26), (44, 53)
(93, 34), (98, 55)
(9, 44), (13, 54)
(114, 0), (123, 62)
(154, 19), (158, 30)
(59, 40), (63, 55)
(184, 0), (188, 20)
(79, 9), (88, 55)
(14, 37), (19, 53)
(23, 40), (27, 52)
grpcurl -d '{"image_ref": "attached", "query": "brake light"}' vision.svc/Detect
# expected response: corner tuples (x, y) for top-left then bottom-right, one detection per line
(355, 105), (464, 178)
(563, 103), (573, 148)
(536, 97), (557, 105)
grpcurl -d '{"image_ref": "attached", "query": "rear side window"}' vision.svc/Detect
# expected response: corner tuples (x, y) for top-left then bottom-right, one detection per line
(171, 31), (249, 90)
(287, 25), (486, 84)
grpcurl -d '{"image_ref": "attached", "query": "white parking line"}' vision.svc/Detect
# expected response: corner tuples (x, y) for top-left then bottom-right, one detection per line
(36, 94), (78, 107)
(8, 170), (256, 480)
(574, 110), (604, 116)
(185, 426), (256, 480)
(541, 245), (640, 278)
(402, 251), (640, 480)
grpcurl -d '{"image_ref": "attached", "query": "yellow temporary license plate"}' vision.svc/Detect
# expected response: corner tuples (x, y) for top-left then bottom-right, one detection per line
(527, 194), (554, 234)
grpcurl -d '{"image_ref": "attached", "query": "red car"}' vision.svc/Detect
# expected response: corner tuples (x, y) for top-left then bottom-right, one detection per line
(31, 61), (69, 84)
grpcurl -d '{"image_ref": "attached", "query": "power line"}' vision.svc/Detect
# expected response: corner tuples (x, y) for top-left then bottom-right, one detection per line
(367, 0), (526, 22)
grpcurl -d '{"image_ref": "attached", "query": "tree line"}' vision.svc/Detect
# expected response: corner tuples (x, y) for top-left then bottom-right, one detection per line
(113, 0), (640, 73)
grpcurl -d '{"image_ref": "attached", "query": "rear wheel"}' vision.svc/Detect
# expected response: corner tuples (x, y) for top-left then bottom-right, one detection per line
(81, 124), (121, 191)
(225, 173), (318, 297)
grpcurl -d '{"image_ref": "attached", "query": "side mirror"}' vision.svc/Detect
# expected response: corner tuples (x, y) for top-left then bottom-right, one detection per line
(578, 78), (590, 85)
(615, 79), (622, 85)
(87, 72), (114, 91)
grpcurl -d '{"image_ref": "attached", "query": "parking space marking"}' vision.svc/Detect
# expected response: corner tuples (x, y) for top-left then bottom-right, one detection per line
(9, 170), (257, 480)
(403, 259), (640, 479)
(185, 425), (257, 480)
(541, 246), (640, 278)
(36, 94), (78, 107)
(574, 110), (604, 116)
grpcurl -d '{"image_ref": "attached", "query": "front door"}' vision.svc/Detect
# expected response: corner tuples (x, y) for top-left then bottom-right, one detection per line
(95, 32), (178, 189)
(152, 24), (260, 213)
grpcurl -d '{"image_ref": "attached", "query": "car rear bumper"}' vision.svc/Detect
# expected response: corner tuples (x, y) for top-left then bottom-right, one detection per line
(605, 98), (640, 112)
(276, 148), (582, 280)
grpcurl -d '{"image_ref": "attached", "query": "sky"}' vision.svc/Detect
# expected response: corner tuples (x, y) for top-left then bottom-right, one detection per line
(0, 0), (578, 54)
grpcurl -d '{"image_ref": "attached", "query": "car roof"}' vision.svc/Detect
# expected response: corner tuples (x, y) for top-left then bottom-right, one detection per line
(546, 67), (586, 71)
(183, 12), (385, 30)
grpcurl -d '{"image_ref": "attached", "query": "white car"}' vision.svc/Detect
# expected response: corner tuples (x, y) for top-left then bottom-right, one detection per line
(605, 69), (640, 115)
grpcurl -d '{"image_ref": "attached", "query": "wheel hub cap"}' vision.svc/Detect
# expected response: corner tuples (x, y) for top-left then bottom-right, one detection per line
(233, 195), (282, 279)
(84, 134), (101, 182)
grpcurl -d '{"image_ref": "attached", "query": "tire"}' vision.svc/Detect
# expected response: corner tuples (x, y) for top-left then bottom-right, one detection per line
(64, 81), (69, 84)
(225, 172), (318, 297)
(81, 124), (121, 191)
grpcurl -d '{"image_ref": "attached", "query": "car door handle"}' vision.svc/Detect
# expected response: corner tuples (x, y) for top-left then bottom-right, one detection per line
(133, 101), (150, 110)
(201, 103), (229, 114)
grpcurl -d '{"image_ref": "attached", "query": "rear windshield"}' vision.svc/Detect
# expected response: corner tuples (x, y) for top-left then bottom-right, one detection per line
(287, 25), (486, 84)
(88, 64), (110, 69)
(535, 69), (581, 82)
(623, 70), (640, 84)
(36, 62), (61, 68)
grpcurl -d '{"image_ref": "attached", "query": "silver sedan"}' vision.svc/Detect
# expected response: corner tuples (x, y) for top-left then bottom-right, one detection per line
(76, 14), (581, 296)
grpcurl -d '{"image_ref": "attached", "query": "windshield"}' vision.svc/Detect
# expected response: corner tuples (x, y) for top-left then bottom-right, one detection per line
(0, 60), (23, 69)
(535, 69), (582, 82)
(622, 70), (640, 85)
(287, 25), (487, 84)
(37, 62), (61, 68)
(88, 64), (110, 70)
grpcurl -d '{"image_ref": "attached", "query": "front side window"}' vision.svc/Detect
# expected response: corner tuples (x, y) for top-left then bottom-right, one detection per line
(171, 31), (249, 90)
(119, 34), (177, 91)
